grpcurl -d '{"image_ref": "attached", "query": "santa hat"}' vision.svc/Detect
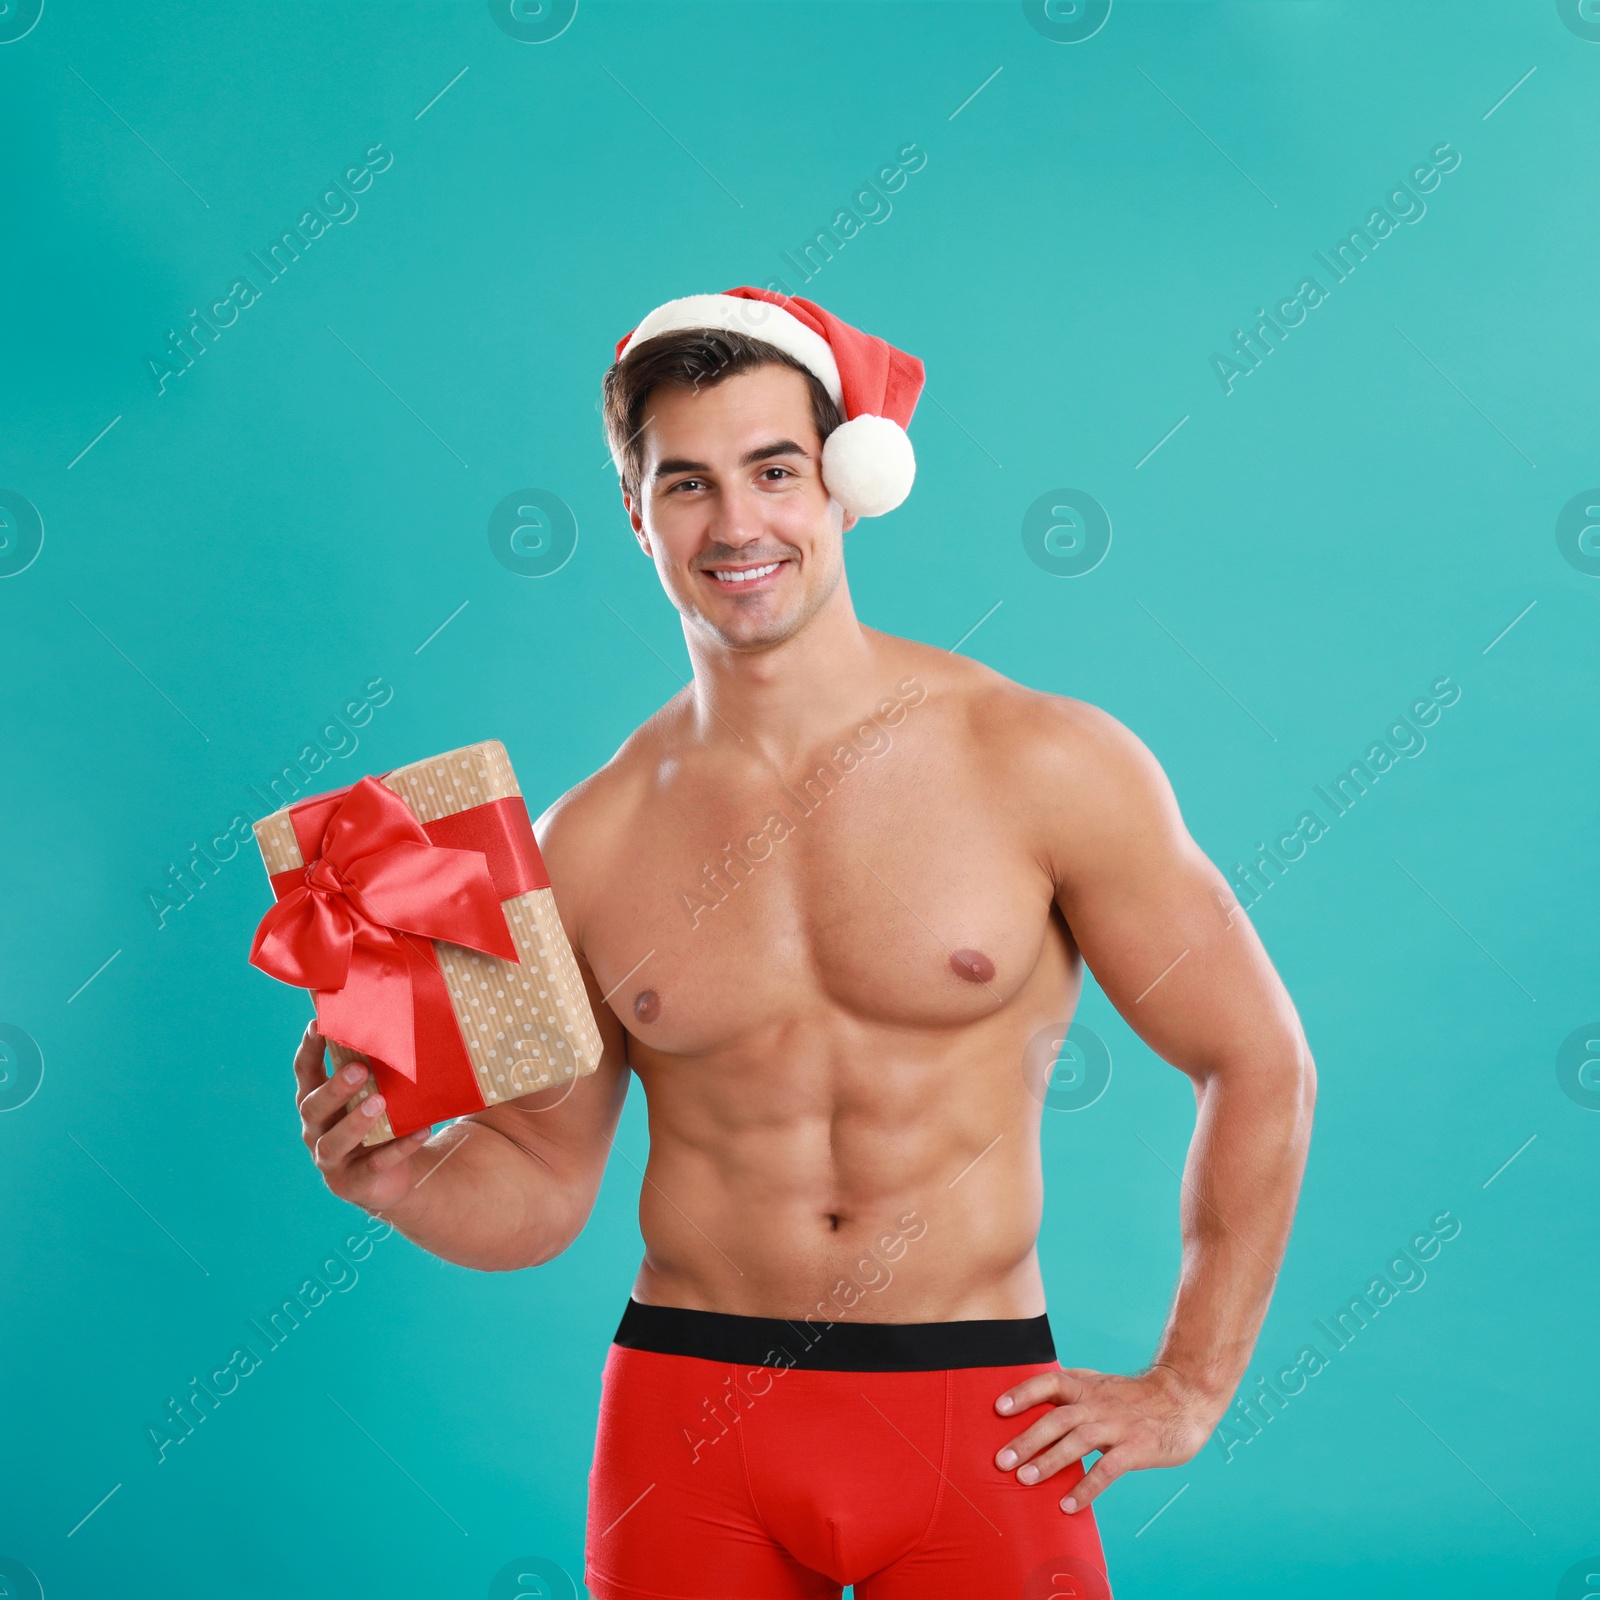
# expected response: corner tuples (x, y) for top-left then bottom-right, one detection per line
(615, 286), (925, 518)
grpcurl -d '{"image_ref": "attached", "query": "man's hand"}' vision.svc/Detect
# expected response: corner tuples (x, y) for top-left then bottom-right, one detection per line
(992, 1365), (1219, 1512)
(294, 1022), (432, 1213)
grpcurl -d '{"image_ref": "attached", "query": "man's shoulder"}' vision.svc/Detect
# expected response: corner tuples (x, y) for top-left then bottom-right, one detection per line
(917, 647), (1158, 792)
(530, 702), (677, 875)
(906, 652), (1183, 876)
(874, 660), (1184, 912)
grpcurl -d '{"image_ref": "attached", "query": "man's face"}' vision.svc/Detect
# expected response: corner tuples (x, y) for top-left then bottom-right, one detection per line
(624, 363), (856, 652)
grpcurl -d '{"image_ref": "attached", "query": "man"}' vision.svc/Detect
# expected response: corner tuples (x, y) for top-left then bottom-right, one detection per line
(292, 287), (1316, 1599)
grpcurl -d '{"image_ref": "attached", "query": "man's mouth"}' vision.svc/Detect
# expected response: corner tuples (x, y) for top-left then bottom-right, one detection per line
(702, 559), (788, 590)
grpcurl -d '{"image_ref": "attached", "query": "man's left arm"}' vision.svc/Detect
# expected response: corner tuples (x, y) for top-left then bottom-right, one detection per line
(992, 696), (1317, 1513)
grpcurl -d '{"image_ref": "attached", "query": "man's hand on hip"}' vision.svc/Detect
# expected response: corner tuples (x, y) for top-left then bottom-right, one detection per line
(992, 1365), (1220, 1512)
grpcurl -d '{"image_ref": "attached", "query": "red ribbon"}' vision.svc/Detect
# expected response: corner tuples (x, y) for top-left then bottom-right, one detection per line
(249, 775), (546, 1133)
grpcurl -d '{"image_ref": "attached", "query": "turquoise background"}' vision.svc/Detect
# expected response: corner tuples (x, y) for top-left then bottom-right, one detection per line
(3, 2), (1597, 1595)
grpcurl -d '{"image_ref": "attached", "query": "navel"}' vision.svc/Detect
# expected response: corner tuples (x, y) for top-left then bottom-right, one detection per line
(632, 988), (661, 1023)
(950, 948), (996, 984)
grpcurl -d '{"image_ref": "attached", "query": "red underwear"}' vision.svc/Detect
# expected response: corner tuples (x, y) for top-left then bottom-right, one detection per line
(585, 1299), (1112, 1600)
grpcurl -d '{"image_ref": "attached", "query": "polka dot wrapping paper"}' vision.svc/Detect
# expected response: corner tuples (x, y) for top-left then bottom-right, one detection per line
(252, 740), (602, 1144)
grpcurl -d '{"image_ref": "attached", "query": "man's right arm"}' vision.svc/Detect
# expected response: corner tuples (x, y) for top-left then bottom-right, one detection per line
(294, 942), (632, 1273)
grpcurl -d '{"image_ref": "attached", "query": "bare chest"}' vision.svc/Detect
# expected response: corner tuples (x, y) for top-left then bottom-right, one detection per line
(580, 728), (1060, 1055)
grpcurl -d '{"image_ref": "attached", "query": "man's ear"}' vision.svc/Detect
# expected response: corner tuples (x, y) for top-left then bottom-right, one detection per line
(621, 486), (652, 556)
(841, 509), (859, 535)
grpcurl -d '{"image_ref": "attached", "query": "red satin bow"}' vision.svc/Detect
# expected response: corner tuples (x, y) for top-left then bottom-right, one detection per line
(249, 775), (519, 1082)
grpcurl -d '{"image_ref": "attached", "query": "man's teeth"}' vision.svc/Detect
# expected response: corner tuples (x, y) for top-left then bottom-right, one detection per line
(710, 562), (781, 585)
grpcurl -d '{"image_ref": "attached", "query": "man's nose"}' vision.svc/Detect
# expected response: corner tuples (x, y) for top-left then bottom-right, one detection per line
(706, 481), (771, 546)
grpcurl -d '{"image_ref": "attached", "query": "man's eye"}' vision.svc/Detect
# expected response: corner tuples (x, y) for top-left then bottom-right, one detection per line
(669, 478), (705, 492)
(760, 466), (794, 481)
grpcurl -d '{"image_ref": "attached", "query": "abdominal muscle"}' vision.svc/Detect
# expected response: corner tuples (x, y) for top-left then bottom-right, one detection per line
(625, 1013), (1057, 1323)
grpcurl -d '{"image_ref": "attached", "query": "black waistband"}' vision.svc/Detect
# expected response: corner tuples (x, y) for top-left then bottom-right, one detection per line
(612, 1298), (1056, 1372)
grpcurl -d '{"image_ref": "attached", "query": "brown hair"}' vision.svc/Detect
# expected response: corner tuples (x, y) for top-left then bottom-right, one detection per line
(602, 328), (843, 500)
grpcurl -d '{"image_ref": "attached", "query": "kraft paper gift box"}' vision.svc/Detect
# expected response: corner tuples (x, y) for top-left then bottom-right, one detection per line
(248, 739), (602, 1145)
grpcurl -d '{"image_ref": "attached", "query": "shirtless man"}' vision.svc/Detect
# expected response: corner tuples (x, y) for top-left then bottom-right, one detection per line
(291, 288), (1316, 1599)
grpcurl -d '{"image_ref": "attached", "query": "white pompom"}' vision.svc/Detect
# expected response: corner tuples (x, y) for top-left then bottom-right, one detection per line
(821, 414), (916, 518)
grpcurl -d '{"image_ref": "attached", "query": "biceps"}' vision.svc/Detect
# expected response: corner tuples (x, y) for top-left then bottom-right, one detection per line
(1062, 840), (1296, 1073)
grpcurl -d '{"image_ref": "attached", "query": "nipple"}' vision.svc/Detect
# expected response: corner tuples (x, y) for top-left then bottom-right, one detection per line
(950, 948), (996, 984)
(633, 988), (661, 1023)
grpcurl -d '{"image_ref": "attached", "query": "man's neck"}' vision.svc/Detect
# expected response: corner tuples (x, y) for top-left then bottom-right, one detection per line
(681, 581), (887, 769)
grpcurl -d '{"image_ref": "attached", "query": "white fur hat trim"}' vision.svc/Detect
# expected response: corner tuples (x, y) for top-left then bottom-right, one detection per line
(822, 414), (916, 517)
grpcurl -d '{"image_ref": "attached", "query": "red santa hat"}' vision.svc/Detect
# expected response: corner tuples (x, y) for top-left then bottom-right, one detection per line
(615, 286), (925, 518)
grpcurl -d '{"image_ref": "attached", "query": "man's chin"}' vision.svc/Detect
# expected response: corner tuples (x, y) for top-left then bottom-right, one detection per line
(696, 610), (804, 652)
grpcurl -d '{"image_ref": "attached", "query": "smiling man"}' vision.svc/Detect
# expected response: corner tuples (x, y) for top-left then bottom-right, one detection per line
(291, 286), (1316, 1599)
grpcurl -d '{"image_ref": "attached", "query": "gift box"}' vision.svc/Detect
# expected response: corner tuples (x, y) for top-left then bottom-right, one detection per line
(248, 739), (602, 1145)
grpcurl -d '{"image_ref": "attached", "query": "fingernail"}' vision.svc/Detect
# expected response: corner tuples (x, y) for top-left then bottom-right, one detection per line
(344, 1065), (365, 1083)
(1018, 1465), (1039, 1484)
(1062, 1496), (1078, 1513)
(996, 1449), (1016, 1469)
(364, 1094), (385, 1115)
(996, 1397), (1013, 1414)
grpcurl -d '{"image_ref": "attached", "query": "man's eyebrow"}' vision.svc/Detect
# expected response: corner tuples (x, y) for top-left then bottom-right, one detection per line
(740, 439), (808, 467)
(652, 440), (810, 481)
(653, 456), (710, 480)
